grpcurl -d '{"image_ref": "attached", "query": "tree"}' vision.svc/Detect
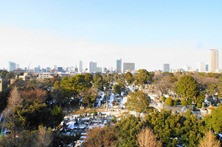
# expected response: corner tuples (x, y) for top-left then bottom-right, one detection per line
(165, 97), (173, 106)
(116, 115), (143, 147)
(196, 92), (205, 108)
(135, 69), (151, 85)
(181, 99), (188, 106)
(137, 127), (162, 147)
(198, 130), (220, 147)
(125, 72), (134, 85)
(93, 73), (104, 90)
(144, 109), (204, 147)
(51, 106), (64, 128)
(82, 126), (117, 147)
(125, 90), (150, 115)
(206, 83), (217, 96)
(205, 105), (222, 133)
(82, 88), (97, 107)
(176, 75), (198, 99)
(7, 86), (22, 111)
(5, 86), (23, 139)
(113, 84), (121, 95)
(33, 125), (53, 147)
(155, 73), (177, 95)
(60, 74), (92, 98)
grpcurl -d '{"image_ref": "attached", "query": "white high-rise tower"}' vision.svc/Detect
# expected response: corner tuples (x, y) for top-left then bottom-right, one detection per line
(209, 49), (219, 73)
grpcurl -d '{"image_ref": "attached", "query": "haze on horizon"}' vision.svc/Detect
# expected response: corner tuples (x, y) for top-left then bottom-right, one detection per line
(0, 0), (221, 71)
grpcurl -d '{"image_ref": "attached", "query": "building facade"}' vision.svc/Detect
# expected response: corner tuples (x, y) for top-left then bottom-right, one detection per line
(199, 62), (205, 72)
(123, 63), (135, 73)
(163, 64), (170, 72)
(9, 61), (16, 72)
(209, 49), (219, 73)
(89, 61), (97, 73)
(79, 61), (83, 73)
(116, 59), (122, 73)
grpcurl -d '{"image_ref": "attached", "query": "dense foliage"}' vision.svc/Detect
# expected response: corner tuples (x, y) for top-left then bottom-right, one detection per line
(125, 90), (150, 115)
(176, 75), (198, 99)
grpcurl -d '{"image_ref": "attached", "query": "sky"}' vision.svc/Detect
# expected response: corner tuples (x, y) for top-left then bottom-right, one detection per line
(0, 0), (222, 71)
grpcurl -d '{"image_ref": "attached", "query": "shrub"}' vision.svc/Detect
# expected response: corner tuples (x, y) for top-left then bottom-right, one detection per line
(165, 97), (173, 106)
(181, 99), (188, 106)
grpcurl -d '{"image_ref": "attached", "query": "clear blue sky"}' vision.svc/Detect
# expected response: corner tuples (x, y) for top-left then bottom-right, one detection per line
(0, 1), (222, 71)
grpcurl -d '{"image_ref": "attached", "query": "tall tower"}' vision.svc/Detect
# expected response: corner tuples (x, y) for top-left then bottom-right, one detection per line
(89, 61), (97, 73)
(79, 60), (83, 73)
(116, 59), (122, 73)
(9, 61), (16, 72)
(209, 49), (219, 73)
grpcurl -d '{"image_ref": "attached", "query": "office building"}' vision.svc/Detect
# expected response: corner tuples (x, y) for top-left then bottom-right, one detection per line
(163, 64), (170, 72)
(9, 61), (16, 72)
(116, 59), (122, 73)
(123, 63), (135, 73)
(205, 64), (209, 72)
(199, 62), (205, 72)
(89, 61), (97, 73)
(209, 49), (219, 73)
(79, 61), (83, 73)
(95, 67), (102, 73)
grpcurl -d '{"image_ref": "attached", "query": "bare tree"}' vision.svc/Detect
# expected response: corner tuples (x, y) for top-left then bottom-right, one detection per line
(137, 127), (162, 147)
(33, 125), (53, 147)
(199, 130), (220, 147)
(7, 86), (22, 111)
(4, 86), (23, 140)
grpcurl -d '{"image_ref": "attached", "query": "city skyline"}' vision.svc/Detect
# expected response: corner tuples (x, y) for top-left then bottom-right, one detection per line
(0, 1), (222, 70)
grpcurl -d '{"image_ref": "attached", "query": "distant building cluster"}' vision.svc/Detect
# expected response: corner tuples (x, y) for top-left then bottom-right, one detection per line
(162, 49), (220, 73)
(5, 49), (221, 76)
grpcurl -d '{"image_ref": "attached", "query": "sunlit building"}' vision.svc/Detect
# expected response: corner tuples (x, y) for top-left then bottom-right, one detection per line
(123, 62), (135, 73)
(209, 49), (219, 73)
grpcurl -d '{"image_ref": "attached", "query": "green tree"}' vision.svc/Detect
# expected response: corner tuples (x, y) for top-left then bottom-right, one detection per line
(51, 106), (64, 128)
(113, 84), (121, 95)
(135, 69), (151, 85)
(165, 97), (173, 106)
(181, 99), (188, 106)
(176, 75), (198, 99)
(0, 70), (9, 78)
(196, 92), (205, 108)
(93, 73), (104, 90)
(145, 110), (204, 147)
(125, 72), (134, 85)
(125, 91), (150, 115)
(60, 74), (92, 98)
(205, 105), (222, 133)
(6, 72), (15, 79)
(116, 115), (143, 147)
(206, 83), (217, 96)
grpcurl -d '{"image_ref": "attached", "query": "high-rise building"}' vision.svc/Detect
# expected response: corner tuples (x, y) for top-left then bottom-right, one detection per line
(205, 64), (209, 72)
(116, 59), (122, 73)
(163, 64), (170, 72)
(89, 61), (97, 73)
(199, 62), (205, 72)
(209, 49), (219, 73)
(9, 61), (16, 72)
(79, 61), (83, 73)
(123, 62), (135, 73)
